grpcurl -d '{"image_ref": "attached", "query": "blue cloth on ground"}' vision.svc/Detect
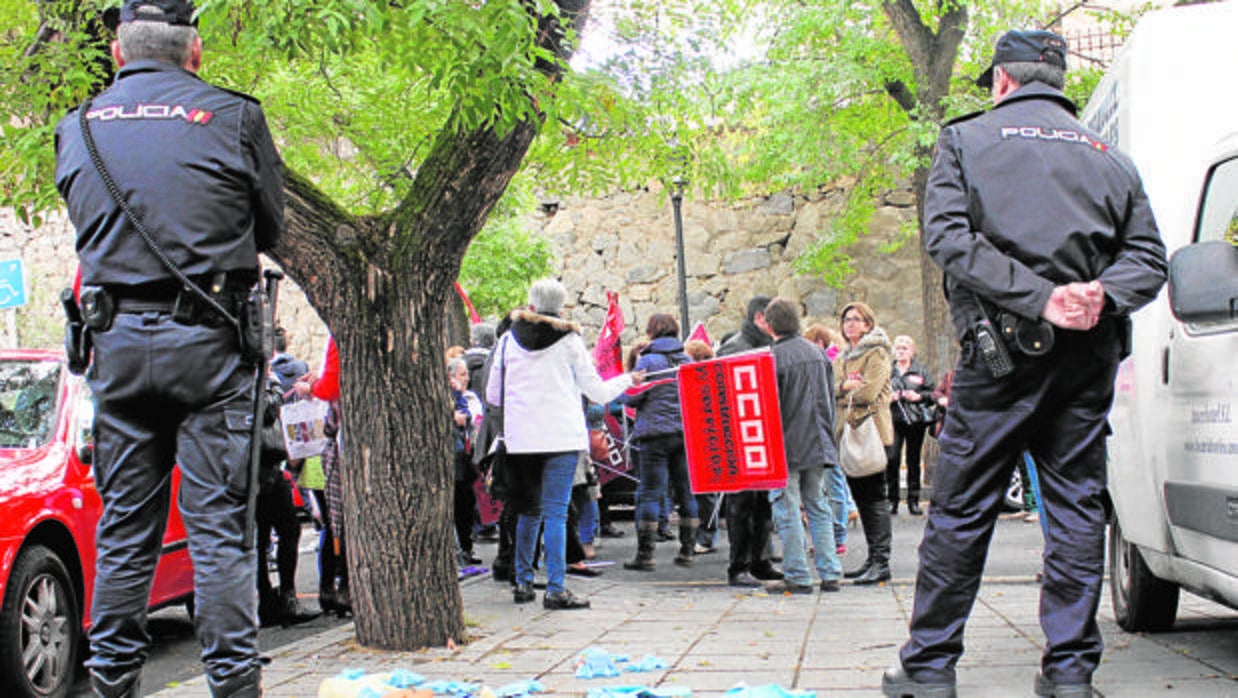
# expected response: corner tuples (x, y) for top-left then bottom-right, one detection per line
(722, 684), (814, 698)
(386, 670), (426, 688)
(495, 679), (545, 696)
(623, 655), (668, 672)
(575, 647), (627, 678)
(424, 679), (482, 695)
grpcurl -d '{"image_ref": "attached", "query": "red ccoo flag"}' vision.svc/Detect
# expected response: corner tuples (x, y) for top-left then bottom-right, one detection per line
(593, 290), (625, 379)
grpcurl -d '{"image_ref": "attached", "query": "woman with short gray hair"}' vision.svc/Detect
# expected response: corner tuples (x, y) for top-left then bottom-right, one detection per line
(487, 279), (643, 609)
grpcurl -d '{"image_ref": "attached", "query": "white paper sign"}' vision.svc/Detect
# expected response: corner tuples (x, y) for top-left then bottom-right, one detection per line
(280, 399), (330, 460)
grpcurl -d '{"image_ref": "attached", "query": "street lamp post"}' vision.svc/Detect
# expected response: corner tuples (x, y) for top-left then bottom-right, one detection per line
(671, 177), (690, 339)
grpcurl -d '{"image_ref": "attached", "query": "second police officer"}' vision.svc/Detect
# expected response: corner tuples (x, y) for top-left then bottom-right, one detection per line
(882, 30), (1168, 698)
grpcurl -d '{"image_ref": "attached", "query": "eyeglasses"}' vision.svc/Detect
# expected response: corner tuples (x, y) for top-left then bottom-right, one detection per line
(842, 316), (867, 324)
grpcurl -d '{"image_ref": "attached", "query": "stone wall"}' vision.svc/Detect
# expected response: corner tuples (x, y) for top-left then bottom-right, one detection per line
(542, 183), (926, 349)
(0, 183), (928, 365)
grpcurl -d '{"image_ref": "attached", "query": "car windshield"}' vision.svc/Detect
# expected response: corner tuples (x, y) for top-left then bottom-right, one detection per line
(0, 359), (61, 448)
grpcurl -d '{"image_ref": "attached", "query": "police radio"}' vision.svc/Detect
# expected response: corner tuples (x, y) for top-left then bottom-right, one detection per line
(974, 318), (1014, 378)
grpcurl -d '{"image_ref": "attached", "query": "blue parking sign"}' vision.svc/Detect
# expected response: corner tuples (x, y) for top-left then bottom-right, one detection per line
(0, 260), (27, 310)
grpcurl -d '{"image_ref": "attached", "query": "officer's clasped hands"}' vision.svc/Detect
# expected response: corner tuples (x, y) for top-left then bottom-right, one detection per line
(1041, 280), (1105, 330)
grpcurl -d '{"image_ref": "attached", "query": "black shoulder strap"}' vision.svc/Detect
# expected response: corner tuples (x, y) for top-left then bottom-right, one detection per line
(77, 99), (241, 334)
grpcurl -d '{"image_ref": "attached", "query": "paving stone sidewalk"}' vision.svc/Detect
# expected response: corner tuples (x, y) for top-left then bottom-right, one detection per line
(152, 566), (1237, 697)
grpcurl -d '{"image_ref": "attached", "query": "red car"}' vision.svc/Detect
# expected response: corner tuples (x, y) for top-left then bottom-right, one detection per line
(0, 349), (194, 698)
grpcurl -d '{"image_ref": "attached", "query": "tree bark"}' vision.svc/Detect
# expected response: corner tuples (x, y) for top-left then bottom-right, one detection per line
(880, 0), (968, 377)
(263, 1), (591, 650)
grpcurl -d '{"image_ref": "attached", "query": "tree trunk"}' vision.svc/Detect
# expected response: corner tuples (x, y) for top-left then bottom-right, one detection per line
(912, 162), (954, 380)
(263, 0), (589, 648)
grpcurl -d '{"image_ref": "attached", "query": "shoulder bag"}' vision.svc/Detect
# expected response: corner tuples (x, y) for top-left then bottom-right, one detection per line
(839, 396), (886, 478)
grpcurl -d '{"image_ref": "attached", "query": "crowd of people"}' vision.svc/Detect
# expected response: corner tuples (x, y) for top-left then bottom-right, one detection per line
(414, 278), (971, 608)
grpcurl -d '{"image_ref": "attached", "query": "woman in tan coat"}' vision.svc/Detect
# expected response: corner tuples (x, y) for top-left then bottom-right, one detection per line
(834, 302), (894, 585)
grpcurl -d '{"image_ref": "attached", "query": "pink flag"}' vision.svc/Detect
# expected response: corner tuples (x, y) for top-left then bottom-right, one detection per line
(688, 321), (711, 346)
(593, 290), (625, 379)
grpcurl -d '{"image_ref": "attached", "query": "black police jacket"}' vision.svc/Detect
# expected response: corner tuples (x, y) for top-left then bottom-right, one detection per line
(923, 82), (1167, 341)
(54, 60), (284, 287)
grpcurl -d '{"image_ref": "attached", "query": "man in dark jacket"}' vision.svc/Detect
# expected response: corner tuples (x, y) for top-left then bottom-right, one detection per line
(464, 322), (496, 395)
(760, 298), (842, 594)
(717, 294), (783, 587)
(54, 1), (283, 695)
(884, 30), (1167, 698)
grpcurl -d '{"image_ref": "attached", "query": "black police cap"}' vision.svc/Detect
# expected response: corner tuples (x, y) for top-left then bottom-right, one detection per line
(976, 29), (1067, 89)
(103, 0), (197, 32)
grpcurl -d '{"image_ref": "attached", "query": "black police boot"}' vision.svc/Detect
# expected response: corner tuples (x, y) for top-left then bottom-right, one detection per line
(207, 666), (261, 698)
(674, 518), (699, 567)
(855, 500), (892, 585)
(90, 668), (141, 698)
(1034, 673), (1093, 698)
(882, 665), (957, 697)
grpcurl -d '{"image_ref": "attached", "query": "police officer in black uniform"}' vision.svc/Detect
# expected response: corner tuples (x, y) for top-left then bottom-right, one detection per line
(882, 30), (1167, 698)
(53, 1), (283, 696)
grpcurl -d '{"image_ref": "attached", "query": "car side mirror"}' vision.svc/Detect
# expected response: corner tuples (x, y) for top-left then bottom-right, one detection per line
(1168, 240), (1238, 330)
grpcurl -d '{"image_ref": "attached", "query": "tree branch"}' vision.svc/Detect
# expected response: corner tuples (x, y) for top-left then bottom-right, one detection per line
(884, 79), (917, 115)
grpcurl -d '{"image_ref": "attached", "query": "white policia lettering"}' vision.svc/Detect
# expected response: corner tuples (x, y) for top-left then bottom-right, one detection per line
(732, 364), (769, 471)
(999, 126), (1105, 149)
(86, 104), (213, 124)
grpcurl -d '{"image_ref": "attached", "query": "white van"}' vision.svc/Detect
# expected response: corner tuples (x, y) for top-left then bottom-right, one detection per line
(1080, 1), (1238, 631)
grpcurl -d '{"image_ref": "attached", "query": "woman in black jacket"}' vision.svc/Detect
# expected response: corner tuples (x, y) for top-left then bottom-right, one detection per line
(620, 314), (697, 572)
(886, 335), (936, 515)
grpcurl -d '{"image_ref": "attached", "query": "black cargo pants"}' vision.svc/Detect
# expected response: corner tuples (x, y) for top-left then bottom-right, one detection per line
(86, 310), (259, 684)
(899, 327), (1119, 686)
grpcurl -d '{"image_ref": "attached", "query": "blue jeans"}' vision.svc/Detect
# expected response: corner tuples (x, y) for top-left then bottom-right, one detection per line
(515, 451), (578, 594)
(770, 467), (840, 586)
(634, 434), (698, 524)
(579, 495), (598, 545)
(696, 493), (720, 546)
(826, 465), (852, 547)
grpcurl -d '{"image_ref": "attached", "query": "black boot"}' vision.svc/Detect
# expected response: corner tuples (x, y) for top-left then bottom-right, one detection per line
(207, 666), (262, 698)
(674, 518), (699, 567)
(854, 500), (892, 585)
(624, 524), (658, 571)
(333, 581), (353, 617)
(90, 668), (141, 698)
(844, 559), (872, 579)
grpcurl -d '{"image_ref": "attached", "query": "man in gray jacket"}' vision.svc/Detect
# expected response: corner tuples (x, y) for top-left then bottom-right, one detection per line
(760, 297), (842, 593)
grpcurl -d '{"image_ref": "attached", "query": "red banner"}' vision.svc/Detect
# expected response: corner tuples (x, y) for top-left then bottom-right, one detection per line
(473, 479), (503, 526)
(593, 290), (624, 379)
(590, 413), (632, 486)
(679, 352), (787, 493)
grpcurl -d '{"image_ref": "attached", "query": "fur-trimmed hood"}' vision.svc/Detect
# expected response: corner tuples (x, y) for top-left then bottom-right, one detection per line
(843, 326), (892, 361)
(509, 309), (582, 352)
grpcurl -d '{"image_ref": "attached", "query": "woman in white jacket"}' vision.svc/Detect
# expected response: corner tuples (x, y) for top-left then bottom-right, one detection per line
(487, 279), (642, 610)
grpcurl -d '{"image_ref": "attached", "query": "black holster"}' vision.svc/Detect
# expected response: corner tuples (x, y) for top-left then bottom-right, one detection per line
(238, 276), (278, 365)
(61, 288), (92, 376)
